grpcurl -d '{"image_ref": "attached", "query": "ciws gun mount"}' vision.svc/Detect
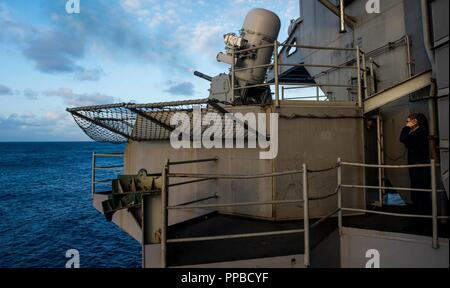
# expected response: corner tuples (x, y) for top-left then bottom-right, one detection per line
(194, 8), (281, 105)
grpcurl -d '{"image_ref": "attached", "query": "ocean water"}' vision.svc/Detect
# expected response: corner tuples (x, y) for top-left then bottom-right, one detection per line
(0, 142), (141, 268)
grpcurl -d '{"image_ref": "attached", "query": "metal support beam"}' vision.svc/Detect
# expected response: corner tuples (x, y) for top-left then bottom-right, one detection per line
(318, 0), (356, 28)
(431, 159), (439, 249)
(337, 158), (343, 235)
(303, 164), (310, 267)
(356, 46), (363, 108)
(339, 0), (347, 33)
(208, 99), (262, 139)
(274, 41), (280, 107)
(376, 114), (385, 207)
(161, 160), (169, 268)
(364, 71), (433, 113)
(91, 152), (96, 198)
(127, 107), (174, 132)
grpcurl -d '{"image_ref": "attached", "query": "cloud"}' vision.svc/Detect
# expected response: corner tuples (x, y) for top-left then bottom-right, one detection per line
(121, 0), (182, 28)
(0, 3), (35, 43)
(165, 82), (195, 96)
(43, 88), (119, 107)
(181, 23), (228, 60)
(44, 111), (67, 121)
(0, 84), (13, 95)
(23, 30), (85, 73)
(74, 67), (106, 82)
(1, 86), (39, 99)
(22, 89), (40, 100)
(1, 0), (296, 84)
(0, 112), (89, 141)
(121, 0), (142, 11)
(284, 0), (299, 20)
(1, 1), (154, 80)
(0, 113), (41, 129)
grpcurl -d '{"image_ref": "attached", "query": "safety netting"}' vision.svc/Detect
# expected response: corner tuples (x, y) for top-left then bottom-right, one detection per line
(67, 98), (249, 144)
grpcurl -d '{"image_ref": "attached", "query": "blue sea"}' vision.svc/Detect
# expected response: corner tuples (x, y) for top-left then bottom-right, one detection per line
(0, 142), (141, 268)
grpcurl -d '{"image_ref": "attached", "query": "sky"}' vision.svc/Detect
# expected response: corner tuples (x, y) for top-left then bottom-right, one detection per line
(0, 0), (299, 141)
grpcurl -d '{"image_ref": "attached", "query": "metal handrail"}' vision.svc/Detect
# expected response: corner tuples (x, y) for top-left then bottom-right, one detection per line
(167, 199), (304, 210)
(168, 178), (217, 187)
(160, 160), (311, 268)
(280, 82), (359, 88)
(278, 63), (358, 70)
(168, 157), (218, 166)
(340, 161), (434, 169)
(229, 41), (366, 108)
(168, 169), (304, 180)
(340, 184), (435, 193)
(91, 152), (124, 197)
(166, 228), (306, 244)
(93, 153), (124, 157)
(282, 43), (357, 52)
(337, 158), (446, 249)
(341, 208), (449, 220)
(232, 43), (357, 54)
(157, 155), (448, 268)
(94, 165), (123, 170)
(234, 82), (359, 91)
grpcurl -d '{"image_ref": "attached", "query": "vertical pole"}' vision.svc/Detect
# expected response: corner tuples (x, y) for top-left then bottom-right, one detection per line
(356, 47), (362, 109)
(91, 152), (96, 199)
(141, 194), (146, 268)
(282, 86), (285, 101)
(376, 115), (384, 207)
(161, 159), (170, 267)
(339, 0), (347, 33)
(316, 85), (320, 101)
(431, 159), (439, 249)
(231, 48), (235, 102)
(337, 158), (343, 235)
(274, 41), (280, 107)
(405, 36), (413, 77)
(369, 58), (375, 95)
(361, 50), (368, 101)
(303, 163), (310, 267)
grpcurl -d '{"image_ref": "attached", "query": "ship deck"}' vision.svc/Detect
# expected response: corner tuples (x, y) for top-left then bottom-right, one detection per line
(166, 209), (449, 267)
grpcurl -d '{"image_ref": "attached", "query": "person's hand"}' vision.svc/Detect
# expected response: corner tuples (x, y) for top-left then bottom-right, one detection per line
(406, 119), (418, 128)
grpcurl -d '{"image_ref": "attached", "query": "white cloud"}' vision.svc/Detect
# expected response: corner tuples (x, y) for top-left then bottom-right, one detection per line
(120, 0), (182, 28)
(121, 0), (143, 11)
(0, 112), (88, 141)
(43, 88), (120, 107)
(44, 111), (67, 121)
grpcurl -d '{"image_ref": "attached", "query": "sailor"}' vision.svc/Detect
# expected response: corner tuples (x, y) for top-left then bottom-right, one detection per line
(400, 113), (431, 216)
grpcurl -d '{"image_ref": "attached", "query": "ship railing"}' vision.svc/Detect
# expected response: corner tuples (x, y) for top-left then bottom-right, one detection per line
(158, 156), (448, 268)
(335, 158), (449, 250)
(91, 152), (124, 198)
(159, 157), (317, 268)
(230, 42), (368, 108)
